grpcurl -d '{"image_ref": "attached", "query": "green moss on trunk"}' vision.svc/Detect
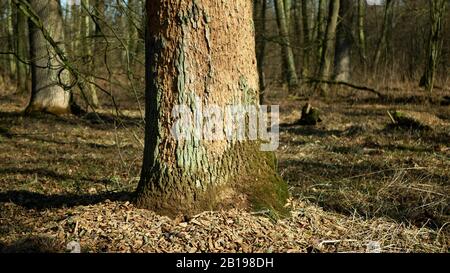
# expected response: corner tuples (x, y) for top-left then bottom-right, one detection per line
(136, 142), (289, 218)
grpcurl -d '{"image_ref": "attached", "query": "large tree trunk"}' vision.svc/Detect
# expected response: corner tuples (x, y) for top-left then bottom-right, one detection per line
(25, 0), (71, 115)
(274, 0), (299, 89)
(333, 0), (353, 82)
(318, 0), (339, 94)
(420, 0), (447, 92)
(136, 0), (287, 217)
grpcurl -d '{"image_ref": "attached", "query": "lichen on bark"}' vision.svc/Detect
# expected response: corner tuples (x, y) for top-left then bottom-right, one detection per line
(136, 0), (288, 218)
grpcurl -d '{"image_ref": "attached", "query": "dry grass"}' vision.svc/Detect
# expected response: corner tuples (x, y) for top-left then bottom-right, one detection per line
(0, 85), (449, 253)
(1, 199), (447, 253)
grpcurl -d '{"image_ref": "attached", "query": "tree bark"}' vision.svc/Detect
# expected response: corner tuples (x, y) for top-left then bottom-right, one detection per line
(316, 0), (328, 65)
(284, 0), (292, 32)
(14, 2), (29, 93)
(70, 2), (80, 58)
(373, 0), (393, 72)
(127, 0), (138, 66)
(274, 0), (299, 88)
(420, 0), (447, 92)
(25, 0), (71, 115)
(93, 0), (105, 74)
(254, 0), (268, 104)
(80, 0), (98, 109)
(318, 0), (339, 94)
(301, 0), (312, 77)
(136, 0), (287, 217)
(357, 0), (367, 66)
(333, 0), (353, 82)
(7, 0), (17, 79)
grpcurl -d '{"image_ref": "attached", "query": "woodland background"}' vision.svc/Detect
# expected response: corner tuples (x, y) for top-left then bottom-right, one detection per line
(0, 0), (449, 253)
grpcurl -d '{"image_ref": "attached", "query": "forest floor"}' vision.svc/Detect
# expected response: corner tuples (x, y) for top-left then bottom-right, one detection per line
(0, 85), (449, 253)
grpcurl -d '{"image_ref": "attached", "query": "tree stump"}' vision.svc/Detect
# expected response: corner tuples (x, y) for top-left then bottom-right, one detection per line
(297, 103), (322, 125)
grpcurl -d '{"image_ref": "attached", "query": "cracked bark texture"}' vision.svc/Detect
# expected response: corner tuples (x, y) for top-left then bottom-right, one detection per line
(136, 0), (287, 217)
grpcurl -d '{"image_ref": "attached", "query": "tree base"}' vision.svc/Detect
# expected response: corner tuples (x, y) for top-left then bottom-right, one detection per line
(135, 143), (289, 218)
(25, 104), (71, 116)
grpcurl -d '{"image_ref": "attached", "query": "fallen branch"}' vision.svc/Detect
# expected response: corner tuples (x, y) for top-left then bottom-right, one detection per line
(305, 77), (385, 98)
(386, 111), (396, 124)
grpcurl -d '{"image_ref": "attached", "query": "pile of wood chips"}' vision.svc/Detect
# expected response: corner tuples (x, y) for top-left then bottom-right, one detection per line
(1, 198), (447, 253)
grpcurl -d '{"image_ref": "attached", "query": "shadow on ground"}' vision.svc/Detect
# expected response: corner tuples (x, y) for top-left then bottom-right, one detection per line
(281, 157), (449, 230)
(0, 110), (143, 130)
(0, 190), (133, 209)
(0, 235), (63, 253)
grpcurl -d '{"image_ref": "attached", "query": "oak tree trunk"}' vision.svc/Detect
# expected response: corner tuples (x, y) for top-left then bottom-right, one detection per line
(136, 0), (287, 217)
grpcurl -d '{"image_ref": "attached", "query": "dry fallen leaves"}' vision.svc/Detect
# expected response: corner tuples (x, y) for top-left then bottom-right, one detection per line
(0, 199), (447, 253)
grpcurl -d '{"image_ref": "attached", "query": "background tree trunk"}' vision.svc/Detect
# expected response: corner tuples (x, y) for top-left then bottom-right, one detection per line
(14, 2), (29, 93)
(373, 0), (393, 72)
(316, 0), (328, 67)
(301, 0), (311, 77)
(80, 0), (98, 109)
(254, 0), (267, 104)
(274, 0), (298, 89)
(127, 0), (139, 66)
(284, 0), (292, 32)
(93, 0), (105, 75)
(136, 0), (287, 216)
(357, 0), (367, 67)
(333, 0), (353, 82)
(318, 0), (339, 94)
(25, 0), (71, 115)
(7, 0), (17, 79)
(70, 2), (80, 59)
(420, 0), (447, 92)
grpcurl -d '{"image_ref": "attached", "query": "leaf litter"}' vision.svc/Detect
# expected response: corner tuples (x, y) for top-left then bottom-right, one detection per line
(0, 198), (447, 253)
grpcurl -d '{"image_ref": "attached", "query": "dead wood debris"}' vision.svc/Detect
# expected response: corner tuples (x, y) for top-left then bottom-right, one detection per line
(0, 199), (447, 253)
(387, 110), (448, 131)
(296, 103), (323, 126)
